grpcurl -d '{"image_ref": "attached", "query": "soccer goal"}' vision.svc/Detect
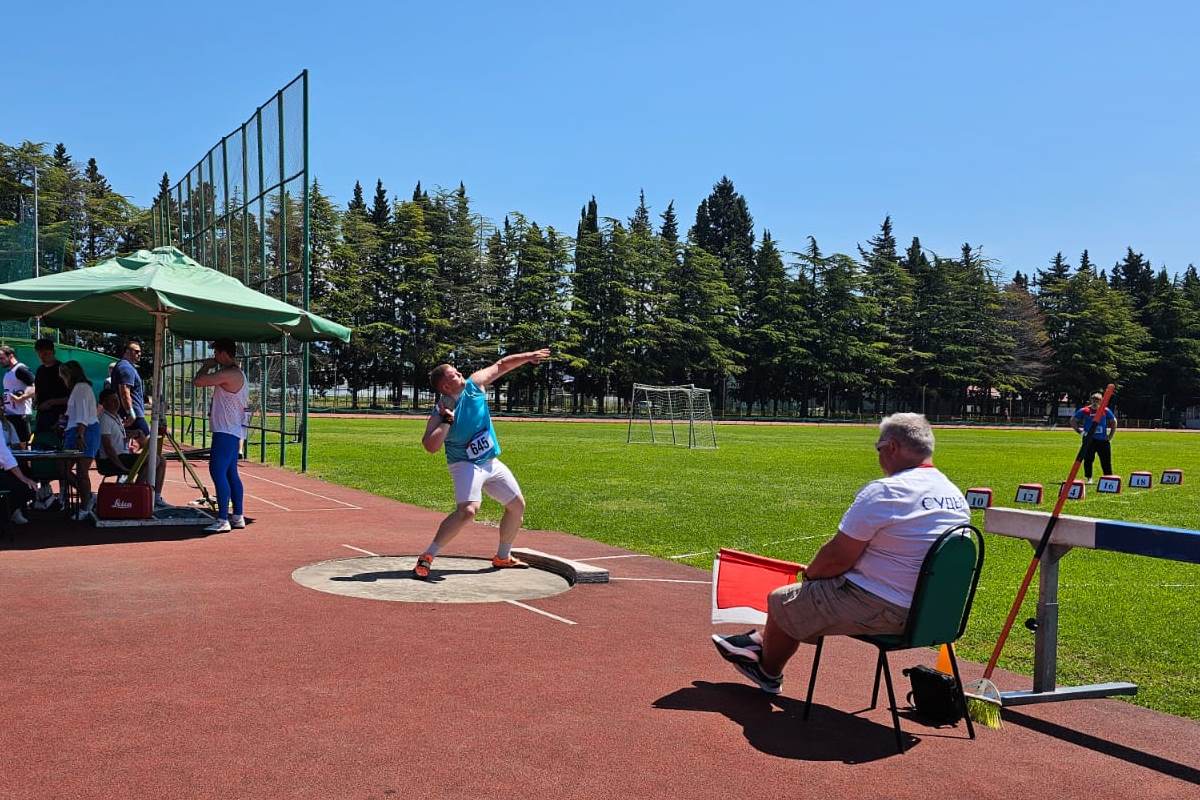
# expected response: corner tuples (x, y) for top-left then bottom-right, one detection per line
(626, 383), (718, 449)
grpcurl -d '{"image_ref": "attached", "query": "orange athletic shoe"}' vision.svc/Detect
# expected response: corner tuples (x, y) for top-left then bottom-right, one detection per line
(414, 553), (435, 579)
(491, 555), (529, 569)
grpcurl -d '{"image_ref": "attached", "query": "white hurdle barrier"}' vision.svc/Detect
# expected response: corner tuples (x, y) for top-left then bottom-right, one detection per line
(983, 507), (1200, 706)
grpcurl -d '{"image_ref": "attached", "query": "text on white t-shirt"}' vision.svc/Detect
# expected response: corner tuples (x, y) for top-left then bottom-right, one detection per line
(838, 465), (970, 608)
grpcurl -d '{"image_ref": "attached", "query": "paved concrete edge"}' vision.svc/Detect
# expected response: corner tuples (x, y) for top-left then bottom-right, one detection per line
(513, 548), (610, 584)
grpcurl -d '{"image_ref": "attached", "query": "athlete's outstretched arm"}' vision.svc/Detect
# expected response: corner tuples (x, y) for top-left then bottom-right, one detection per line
(470, 348), (550, 389)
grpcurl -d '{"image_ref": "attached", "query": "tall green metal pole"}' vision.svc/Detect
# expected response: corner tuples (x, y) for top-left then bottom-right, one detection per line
(277, 90), (288, 468)
(207, 153), (217, 269)
(257, 109), (268, 464)
(222, 137), (232, 275)
(301, 69), (311, 473)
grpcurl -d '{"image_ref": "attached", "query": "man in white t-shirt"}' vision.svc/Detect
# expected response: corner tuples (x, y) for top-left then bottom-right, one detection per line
(713, 412), (969, 694)
(96, 388), (166, 504)
(0, 346), (36, 447)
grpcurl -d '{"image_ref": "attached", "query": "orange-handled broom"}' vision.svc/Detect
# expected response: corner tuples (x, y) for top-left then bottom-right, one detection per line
(964, 383), (1116, 728)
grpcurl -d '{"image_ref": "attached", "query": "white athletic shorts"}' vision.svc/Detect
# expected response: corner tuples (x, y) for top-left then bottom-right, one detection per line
(448, 458), (523, 505)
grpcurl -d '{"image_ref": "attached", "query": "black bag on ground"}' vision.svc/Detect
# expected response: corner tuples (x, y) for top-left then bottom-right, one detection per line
(902, 664), (963, 725)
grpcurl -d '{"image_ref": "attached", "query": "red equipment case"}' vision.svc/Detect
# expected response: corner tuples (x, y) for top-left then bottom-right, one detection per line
(95, 483), (154, 519)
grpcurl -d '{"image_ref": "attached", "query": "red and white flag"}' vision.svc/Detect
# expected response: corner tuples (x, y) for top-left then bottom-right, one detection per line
(711, 548), (804, 625)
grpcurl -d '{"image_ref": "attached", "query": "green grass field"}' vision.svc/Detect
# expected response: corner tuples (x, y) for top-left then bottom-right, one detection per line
(286, 418), (1200, 719)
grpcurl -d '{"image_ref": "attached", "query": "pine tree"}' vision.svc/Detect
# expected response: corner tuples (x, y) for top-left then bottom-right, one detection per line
(326, 196), (381, 407)
(307, 180), (342, 396)
(82, 157), (114, 264)
(623, 191), (665, 387)
(800, 240), (874, 415)
(505, 218), (572, 410)
(1053, 268), (1151, 401)
(1034, 252), (1074, 411)
(689, 177), (756, 315)
(348, 181), (366, 214)
(394, 198), (446, 407)
(1110, 247), (1154, 308)
(997, 280), (1051, 416)
(1142, 270), (1200, 423)
(742, 231), (791, 413)
(369, 179), (390, 229)
(571, 197), (613, 410)
(858, 216), (914, 407)
(659, 201), (679, 248)
(434, 183), (489, 364)
(658, 243), (741, 390)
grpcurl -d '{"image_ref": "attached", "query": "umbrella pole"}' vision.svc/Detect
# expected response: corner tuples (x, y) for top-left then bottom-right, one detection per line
(147, 312), (167, 508)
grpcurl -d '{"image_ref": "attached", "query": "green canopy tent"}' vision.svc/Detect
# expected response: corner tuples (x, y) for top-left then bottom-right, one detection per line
(0, 246), (351, 494)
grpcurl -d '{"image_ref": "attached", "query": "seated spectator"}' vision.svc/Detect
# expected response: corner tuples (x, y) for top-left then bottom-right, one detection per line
(0, 421), (38, 525)
(712, 413), (970, 694)
(96, 389), (166, 506)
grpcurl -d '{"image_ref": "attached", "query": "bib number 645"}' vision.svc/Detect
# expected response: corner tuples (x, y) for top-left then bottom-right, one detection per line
(467, 430), (493, 458)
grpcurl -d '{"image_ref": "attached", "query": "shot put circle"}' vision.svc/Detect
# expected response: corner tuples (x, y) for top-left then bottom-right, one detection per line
(291, 556), (571, 603)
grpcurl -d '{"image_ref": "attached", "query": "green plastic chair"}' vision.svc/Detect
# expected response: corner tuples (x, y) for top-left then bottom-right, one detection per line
(801, 523), (985, 752)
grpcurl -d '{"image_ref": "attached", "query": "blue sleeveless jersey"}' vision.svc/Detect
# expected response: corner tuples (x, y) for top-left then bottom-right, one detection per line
(443, 379), (500, 464)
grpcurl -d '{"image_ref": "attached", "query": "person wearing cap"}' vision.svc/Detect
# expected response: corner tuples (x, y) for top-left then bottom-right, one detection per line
(1071, 391), (1117, 483)
(192, 338), (249, 533)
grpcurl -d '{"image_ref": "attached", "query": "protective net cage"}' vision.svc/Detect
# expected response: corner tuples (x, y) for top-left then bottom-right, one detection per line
(0, 196), (65, 339)
(150, 71), (311, 469)
(626, 383), (718, 449)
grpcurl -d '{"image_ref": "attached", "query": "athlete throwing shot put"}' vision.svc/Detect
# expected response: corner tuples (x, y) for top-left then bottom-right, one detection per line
(416, 348), (551, 579)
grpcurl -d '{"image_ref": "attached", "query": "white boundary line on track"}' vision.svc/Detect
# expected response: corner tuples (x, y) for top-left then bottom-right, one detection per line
(241, 472), (363, 509)
(342, 544), (380, 556)
(505, 600), (576, 625)
(610, 577), (711, 585)
(245, 493), (291, 511)
(251, 507), (352, 512)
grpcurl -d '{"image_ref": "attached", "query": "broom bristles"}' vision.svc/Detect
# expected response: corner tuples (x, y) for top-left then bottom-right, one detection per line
(965, 694), (1003, 729)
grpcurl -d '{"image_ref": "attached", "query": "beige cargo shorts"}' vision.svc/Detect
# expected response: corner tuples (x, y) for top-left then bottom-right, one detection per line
(767, 575), (909, 643)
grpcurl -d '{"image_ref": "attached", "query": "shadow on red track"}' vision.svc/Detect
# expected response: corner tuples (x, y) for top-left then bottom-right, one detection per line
(654, 681), (918, 763)
(0, 516), (257, 551)
(1002, 710), (1200, 785)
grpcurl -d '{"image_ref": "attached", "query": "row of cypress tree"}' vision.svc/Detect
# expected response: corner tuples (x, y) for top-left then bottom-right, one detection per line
(305, 175), (1200, 422)
(4, 139), (1197, 422)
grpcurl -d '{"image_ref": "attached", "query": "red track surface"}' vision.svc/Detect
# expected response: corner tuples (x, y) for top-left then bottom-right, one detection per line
(2, 462), (1197, 799)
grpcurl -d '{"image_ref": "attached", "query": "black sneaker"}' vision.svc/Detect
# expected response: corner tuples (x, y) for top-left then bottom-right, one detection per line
(712, 635), (782, 694)
(731, 657), (783, 694)
(712, 630), (763, 662)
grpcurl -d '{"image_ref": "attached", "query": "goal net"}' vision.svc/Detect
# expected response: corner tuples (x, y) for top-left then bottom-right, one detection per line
(626, 383), (718, 449)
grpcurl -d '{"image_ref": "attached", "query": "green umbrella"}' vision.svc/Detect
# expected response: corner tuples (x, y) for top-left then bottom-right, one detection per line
(0, 246), (351, 495)
(0, 246), (350, 343)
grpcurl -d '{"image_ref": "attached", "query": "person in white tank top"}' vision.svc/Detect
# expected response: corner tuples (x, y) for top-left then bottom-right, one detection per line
(193, 338), (248, 533)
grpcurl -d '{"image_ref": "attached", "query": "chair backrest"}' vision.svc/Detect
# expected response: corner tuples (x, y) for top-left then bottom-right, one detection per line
(900, 523), (985, 648)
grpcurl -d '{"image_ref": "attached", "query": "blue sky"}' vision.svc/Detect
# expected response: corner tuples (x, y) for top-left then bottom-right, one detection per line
(4, 1), (1197, 277)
